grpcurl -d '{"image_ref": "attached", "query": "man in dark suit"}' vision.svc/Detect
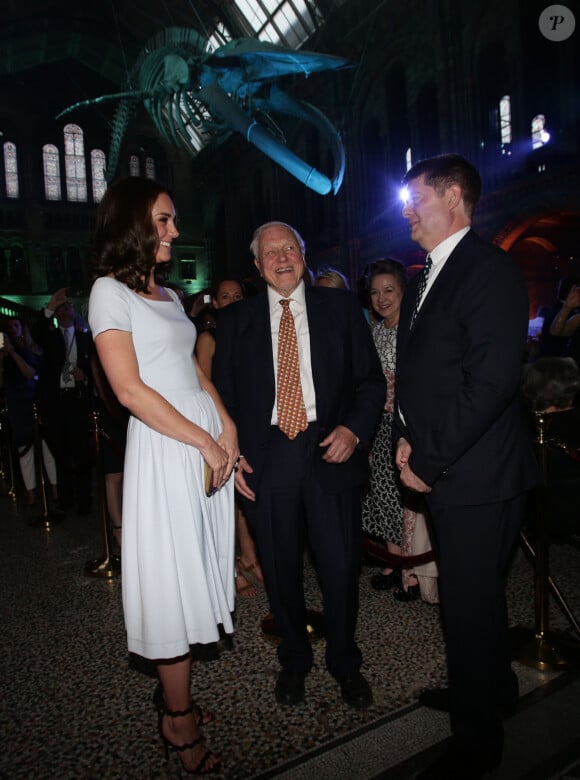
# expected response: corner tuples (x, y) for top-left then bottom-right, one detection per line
(213, 221), (384, 709)
(33, 287), (94, 514)
(394, 154), (542, 779)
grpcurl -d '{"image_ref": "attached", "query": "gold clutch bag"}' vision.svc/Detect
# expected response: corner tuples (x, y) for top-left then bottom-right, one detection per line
(204, 462), (218, 497)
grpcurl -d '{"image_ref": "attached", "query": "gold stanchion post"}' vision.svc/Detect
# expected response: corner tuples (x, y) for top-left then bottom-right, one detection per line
(0, 406), (17, 502)
(511, 411), (580, 670)
(29, 403), (64, 528)
(84, 409), (120, 578)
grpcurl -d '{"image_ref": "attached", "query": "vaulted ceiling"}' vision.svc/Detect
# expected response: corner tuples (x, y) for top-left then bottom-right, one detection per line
(0, 1), (234, 124)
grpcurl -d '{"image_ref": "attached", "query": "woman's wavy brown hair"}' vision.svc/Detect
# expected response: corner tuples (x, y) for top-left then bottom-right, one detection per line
(92, 176), (174, 294)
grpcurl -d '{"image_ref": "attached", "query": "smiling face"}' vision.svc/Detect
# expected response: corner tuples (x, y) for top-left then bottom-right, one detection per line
(369, 273), (404, 326)
(152, 192), (179, 263)
(213, 280), (243, 309)
(401, 175), (459, 252)
(7, 318), (23, 339)
(254, 225), (306, 297)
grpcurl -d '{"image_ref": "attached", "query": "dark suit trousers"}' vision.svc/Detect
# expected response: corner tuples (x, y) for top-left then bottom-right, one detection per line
(427, 492), (526, 758)
(42, 391), (93, 508)
(250, 424), (363, 677)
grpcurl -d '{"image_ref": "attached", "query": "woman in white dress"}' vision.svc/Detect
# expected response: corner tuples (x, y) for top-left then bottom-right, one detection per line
(89, 176), (238, 775)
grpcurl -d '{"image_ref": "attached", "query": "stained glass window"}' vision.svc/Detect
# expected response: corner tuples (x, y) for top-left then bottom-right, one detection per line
(43, 144), (62, 201)
(499, 96), (512, 144)
(532, 114), (550, 149)
(64, 124), (87, 202)
(3, 142), (19, 198)
(145, 156), (156, 180)
(129, 155), (140, 176)
(91, 149), (107, 202)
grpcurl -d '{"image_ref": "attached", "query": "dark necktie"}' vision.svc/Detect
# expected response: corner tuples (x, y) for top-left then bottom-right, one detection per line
(410, 255), (432, 328)
(277, 299), (308, 440)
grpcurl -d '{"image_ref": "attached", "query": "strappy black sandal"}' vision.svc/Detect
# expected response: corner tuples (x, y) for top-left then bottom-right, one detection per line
(153, 681), (215, 727)
(155, 693), (221, 775)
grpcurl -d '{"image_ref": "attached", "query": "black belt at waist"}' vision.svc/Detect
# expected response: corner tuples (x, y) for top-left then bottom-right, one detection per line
(59, 386), (83, 396)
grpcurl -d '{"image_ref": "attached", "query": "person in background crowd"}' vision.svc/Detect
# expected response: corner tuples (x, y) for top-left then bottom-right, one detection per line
(33, 290), (94, 515)
(314, 267), (350, 290)
(0, 316), (58, 508)
(522, 356), (580, 543)
(90, 351), (128, 551)
(548, 281), (580, 367)
(195, 277), (265, 597)
(361, 259), (435, 602)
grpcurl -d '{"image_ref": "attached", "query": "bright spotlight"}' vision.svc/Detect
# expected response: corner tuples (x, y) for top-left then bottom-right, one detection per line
(399, 186), (409, 204)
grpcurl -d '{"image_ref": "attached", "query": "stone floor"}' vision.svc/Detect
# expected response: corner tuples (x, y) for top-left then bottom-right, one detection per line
(1, 490), (579, 779)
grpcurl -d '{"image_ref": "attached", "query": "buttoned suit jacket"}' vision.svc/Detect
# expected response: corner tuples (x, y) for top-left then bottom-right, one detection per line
(213, 285), (384, 516)
(394, 229), (541, 505)
(32, 316), (94, 414)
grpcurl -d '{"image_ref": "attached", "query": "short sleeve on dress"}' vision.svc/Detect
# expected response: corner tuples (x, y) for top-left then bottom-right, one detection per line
(88, 277), (132, 338)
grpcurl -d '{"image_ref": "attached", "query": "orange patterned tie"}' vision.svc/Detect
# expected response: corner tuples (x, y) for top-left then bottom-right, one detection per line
(277, 299), (308, 440)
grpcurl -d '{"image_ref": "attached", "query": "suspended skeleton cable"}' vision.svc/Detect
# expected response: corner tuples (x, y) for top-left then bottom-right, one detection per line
(185, 0), (211, 41)
(160, 0), (176, 28)
(110, 0), (133, 88)
(336, 12), (374, 135)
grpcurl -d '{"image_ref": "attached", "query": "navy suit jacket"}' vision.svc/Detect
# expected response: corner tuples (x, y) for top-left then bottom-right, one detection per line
(213, 285), (384, 507)
(32, 316), (94, 411)
(394, 229), (542, 505)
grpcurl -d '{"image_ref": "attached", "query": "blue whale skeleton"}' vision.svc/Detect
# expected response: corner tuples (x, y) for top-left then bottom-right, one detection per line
(57, 28), (349, 195)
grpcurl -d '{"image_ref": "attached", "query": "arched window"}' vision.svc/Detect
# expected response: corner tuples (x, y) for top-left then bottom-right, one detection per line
(91, 149), (107, 202)
(43, 144), (62, 201)
(531, 114), (550, 149)
(145, 156), (156, 180)
(3, 142), (19, 198)
(499, 95), (512, 145)
(64, 123), (87, 201)
(129, 155), (140, 176)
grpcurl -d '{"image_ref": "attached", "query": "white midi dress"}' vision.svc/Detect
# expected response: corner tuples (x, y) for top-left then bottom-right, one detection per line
(89, 277), (235, 659)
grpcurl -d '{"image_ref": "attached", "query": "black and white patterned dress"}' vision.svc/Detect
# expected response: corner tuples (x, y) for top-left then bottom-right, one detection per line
(361, 321), (405, 546)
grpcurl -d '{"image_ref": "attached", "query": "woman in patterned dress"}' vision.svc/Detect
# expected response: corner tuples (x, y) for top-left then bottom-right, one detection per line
(361, 259), (420, 600)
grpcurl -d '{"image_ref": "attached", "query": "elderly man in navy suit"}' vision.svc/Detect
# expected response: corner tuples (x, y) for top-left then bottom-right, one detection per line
(213, 221), (384, 709)
(394, 154), (542, 779)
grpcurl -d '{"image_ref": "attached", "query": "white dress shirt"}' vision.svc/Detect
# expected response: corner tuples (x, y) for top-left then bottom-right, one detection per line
(60, 326), (77, 389)
(267, 280), (317, 425)
(399, 226), (471, 427)
(415, 227), (471, 314)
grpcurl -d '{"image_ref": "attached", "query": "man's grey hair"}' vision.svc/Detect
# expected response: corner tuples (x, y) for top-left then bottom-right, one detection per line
(249, 221), (306, 260)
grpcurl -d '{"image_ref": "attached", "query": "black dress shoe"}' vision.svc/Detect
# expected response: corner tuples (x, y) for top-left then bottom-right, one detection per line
(335, 672), (373, 710)
(415, 744), (501, 779)
(393, 583), (420, 602)
(370, 569), (400, 590)
(275, 670), (306, 705)
(419, 687), (518, 716)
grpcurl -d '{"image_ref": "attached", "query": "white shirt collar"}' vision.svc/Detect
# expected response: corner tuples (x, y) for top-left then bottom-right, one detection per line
(267, 279), (306, 312)
(429, 226), (471, 265)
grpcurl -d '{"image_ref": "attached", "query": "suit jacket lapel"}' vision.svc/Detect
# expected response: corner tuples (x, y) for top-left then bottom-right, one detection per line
(404, 231), (472, 336)
(254, 293), (276, 412)
(305, 287), (332, 419)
